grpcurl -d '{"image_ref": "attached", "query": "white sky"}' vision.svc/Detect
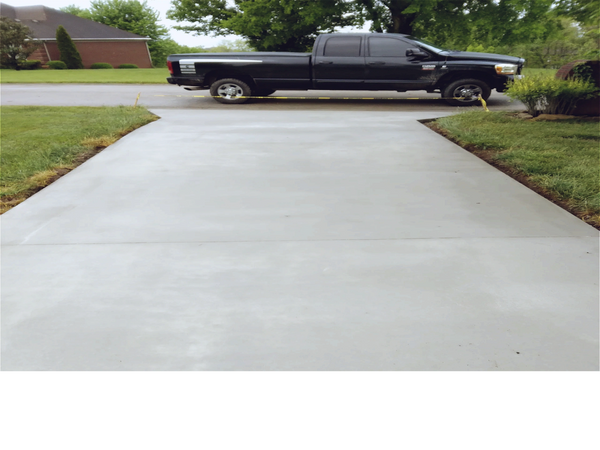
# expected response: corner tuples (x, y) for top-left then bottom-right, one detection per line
(12, 0), (369, 48)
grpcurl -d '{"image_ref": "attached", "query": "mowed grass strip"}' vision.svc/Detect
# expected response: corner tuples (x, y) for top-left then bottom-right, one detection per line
(433, 111), (600, 227)
(0, 68), (170, 84)
(0, 106), (157, 213)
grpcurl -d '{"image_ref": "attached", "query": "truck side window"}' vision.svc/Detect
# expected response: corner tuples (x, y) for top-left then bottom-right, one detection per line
(369, 38), (412, 57)
(323, 37), (362, 57)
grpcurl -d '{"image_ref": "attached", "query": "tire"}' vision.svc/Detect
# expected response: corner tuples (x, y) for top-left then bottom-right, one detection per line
(210, 78), (252, 104)
(442, 79), (491, 106)
(253, 89), (276, 97)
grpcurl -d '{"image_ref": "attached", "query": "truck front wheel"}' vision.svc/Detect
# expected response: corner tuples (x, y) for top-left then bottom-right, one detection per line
(442, 79), (491, 106)
(210, 78), (252, 104)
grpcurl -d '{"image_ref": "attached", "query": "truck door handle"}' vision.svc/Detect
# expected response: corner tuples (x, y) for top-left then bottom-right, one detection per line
(368, 61), (386, 66)
(317, 61), (333, 65)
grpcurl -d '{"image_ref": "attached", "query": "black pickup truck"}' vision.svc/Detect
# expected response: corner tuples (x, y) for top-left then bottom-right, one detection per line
(167, 33), (524, 106)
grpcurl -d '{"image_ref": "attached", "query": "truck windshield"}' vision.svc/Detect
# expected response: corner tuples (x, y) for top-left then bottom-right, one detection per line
(406, 36), (447, 53)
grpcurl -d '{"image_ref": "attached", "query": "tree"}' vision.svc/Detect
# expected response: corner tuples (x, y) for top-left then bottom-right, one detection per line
(356, 0), (559, 49)
(554, 0), (600, 24)
(59, 4), (92, 19)
(168, 0), (562, 52)
(0, 17), (39, 69)
(168, 0), (360, 51)
(423, 0), (561, 50)
(61, 1), (171, 66)
(86, 0), (170, 65)
(56, 25), (84, 69)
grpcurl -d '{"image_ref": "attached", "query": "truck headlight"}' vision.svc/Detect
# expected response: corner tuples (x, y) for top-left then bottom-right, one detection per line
(495, 64), (518, 75)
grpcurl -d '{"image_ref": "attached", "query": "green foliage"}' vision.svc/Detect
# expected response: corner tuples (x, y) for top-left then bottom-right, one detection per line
(553, 0), (600, 25)
(118, 63), (139, 68)
(205, 39), (253, 52)
(167, 0), (569, 55)
(86, 0), (168, 40)
(21, 60), (42, 70)
(59, 4), (93, 19)
(415, 0), (560, 52)
(168, 0), (360, 51)
(0, 17), (40, 70)
(146, 38), (184, 67)
(505, 74), (598, 115)
(90, 62), (114, 69)
(56, 25), (84, 69)
(487, 17), (599, 69)
(572, 62), (594, 83)
(47, 61), (68, 70)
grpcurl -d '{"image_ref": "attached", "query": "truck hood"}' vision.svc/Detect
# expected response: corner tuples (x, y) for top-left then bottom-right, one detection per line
(444, 51), (523, 65)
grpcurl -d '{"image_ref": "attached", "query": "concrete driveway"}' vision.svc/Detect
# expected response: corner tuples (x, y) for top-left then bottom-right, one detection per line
(1, 108), (598, 370)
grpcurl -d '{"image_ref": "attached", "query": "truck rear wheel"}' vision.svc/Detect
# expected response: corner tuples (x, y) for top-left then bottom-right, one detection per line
(210, 78), (252, 104)
(443, 79), (491, 106)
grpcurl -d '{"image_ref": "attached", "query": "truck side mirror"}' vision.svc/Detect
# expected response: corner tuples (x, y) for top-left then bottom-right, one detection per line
(406, 48), (428, 58)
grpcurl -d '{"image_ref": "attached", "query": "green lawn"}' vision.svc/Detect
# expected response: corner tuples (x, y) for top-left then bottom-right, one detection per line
(433, 111), (600, 227)
(0, 106), (157, 213)
(0, 68), (170, 84)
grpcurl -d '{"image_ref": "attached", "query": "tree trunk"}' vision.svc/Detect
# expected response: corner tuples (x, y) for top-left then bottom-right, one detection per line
(389, 9), (416, 35)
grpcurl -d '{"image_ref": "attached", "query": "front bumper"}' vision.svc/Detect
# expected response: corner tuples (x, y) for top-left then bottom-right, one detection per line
(495, 74), (523, 92)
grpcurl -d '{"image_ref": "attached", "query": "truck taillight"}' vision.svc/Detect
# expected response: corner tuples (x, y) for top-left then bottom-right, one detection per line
(167, 60), (173, 75)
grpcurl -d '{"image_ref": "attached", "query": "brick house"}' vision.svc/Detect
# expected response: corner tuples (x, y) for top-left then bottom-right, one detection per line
(0, 3), (153, 68)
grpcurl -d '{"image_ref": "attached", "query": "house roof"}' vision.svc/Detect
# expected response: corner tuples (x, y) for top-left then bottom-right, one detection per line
(0, 3), (150, 40)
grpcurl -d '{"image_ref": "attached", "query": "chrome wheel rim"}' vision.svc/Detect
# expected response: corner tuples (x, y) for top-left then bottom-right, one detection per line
(452, 84), (482, 102)
(217, 83), (244, 100)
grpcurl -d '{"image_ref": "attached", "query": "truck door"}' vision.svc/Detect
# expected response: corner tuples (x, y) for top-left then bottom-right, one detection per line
(313, 35), (366, 89)
(364, 36), (436, 90)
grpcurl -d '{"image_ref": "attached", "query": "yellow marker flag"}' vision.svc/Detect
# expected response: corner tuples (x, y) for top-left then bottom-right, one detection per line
(478, 95), (489, 112)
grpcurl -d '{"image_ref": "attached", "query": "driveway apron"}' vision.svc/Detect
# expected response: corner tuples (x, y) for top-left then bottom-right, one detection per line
(2, 110), (598, 370)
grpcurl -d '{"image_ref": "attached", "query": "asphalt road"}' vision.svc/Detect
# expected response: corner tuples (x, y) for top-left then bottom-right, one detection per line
(1, 83), (525, 111)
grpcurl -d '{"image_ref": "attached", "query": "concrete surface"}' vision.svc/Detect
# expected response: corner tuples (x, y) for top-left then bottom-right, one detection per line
(0, 83), (524, 111)
(1, 110), (598, 370)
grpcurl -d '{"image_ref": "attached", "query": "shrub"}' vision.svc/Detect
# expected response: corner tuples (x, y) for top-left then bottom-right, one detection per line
(0, 17), (39, 69)
(118, 64), (138, 69)
(505, 74), (598, 116)
(90, 62), (113, 69)
(47, 60), (68, 70)
(56, 25), (83, 69)
(21, 60), (42, 70)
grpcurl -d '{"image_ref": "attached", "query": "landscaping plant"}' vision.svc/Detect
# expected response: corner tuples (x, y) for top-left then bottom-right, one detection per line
(90, 62), (114, 69)
(47, 61), (68, 70)
(505, 73), (598, 116)
(56, 25), (84, 69)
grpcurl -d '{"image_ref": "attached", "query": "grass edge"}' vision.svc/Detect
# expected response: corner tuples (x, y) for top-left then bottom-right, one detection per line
(421, 118), (600, 230)
(0, 113), (159, 214)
